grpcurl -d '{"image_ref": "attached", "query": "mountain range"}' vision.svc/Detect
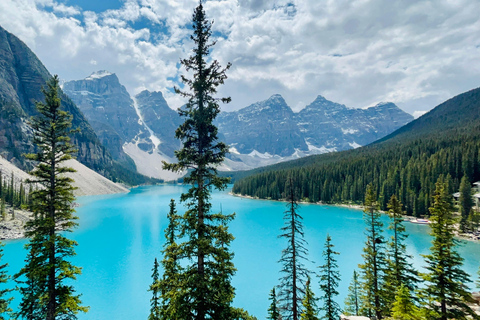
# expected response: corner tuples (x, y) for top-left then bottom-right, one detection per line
(63, 71), (413, 178)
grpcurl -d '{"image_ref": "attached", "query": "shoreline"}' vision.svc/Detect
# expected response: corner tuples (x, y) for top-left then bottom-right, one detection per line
(229, 192), (480, 242)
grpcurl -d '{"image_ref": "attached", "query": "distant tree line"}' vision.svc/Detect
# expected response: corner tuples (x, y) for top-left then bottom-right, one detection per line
(0, 170), (31, 218)
(232, 124), (480, 217)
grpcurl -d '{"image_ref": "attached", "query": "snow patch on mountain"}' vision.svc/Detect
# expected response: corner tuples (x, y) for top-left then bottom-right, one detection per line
(123, 143), (184, 181)
(132, 97), (161, 149)
(85, 70), (113, 80)
(349, 142), (362, 149)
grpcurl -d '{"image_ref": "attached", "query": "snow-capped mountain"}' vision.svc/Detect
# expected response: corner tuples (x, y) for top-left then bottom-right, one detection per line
(64, 71), (413, 179)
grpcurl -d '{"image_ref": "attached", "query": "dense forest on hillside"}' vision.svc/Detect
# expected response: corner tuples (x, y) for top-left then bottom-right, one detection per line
(232, 88), (480, 217)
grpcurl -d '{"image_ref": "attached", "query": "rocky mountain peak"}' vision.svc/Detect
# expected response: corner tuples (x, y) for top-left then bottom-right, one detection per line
(85, 70), (114, 80)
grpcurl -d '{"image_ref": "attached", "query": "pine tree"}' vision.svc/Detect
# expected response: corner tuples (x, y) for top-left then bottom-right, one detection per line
(318, 235), (340, 320)
(267, 287), (281, 320)
(420, 180), (476, 320)
(14, 75), (88, 319)
(277, 178), (309, 320)
(383, 195), (418, 312)
(343, 270), (361, 316)
(0, 198), (5, 221)
(162, 3), (235, 318)
(300, 276), (318, 320)
(387, 284), (420, 320)
(148, 258), (160, 320)
(0, 242), (12, 319)
(459, 176), (473, 233)
(157, 199), (183, 319)
(358, 184), (386, 319)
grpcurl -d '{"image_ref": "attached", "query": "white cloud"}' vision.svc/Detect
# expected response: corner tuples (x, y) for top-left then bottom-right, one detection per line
(0, 0), (479, 113)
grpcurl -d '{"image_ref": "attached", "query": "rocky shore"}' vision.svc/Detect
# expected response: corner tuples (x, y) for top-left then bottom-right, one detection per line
(0, 206), (32, 240)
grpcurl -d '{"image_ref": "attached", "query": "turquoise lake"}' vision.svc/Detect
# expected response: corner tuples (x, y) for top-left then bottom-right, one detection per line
(3, 184), (480, 319)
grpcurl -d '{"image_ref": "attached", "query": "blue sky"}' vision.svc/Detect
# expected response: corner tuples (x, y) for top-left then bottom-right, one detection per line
(1, 0), (480, 117)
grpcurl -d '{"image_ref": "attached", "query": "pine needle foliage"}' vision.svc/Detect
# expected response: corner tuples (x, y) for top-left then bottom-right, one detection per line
(383, 195), (418, 312)
(277, 178), (309, 320)
(343, 270), (361, 316)
(300, 276), (318, 320)
(358, 184), (386, 319)
(15, 75), (88, 319)
(459, 176), (473, 233)
(162, 3), (236, 319)
(148, 258), (160, 320)
(267, 287), (281, 320)
(420, 179), (477, 320)
(318, 235), (340, 320)
(0, 242), (12, 319)
(386, 284), (420, 320)
(157, 199), (183, 319)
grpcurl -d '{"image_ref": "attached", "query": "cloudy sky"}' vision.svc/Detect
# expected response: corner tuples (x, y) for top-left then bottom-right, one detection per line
(1, 0), (479, 117)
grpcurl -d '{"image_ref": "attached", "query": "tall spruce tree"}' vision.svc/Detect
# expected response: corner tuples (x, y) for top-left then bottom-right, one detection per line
(0, 242), (12, 319)
(162, 3), (236, 319)
(148, 258), (160, 320)
(383, 195), (418, 312)
(15, 75), (88, 319)
(267, 287), (281, 320)
(358, 184), (386, 319)
(420, 180), (476, 320)
(157, 199), (183, 319)
(300, 276), (318, 320)
(459, 176), (473, 233)
(343, 270), (361, 316)
(318, 235), (340, 320)
(277, 178), (309, 320)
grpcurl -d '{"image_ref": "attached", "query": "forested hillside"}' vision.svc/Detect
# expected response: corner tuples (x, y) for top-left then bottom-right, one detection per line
(232, 87), (480, 217)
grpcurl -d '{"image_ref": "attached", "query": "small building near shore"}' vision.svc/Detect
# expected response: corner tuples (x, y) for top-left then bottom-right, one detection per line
(453, 181), (480, 210)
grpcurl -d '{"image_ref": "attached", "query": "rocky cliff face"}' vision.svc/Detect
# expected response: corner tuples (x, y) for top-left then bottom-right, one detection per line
(0, 25), (153, 184)
(216, 94), (308, 157)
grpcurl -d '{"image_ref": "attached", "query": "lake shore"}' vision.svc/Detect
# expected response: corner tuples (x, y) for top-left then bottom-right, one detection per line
(229, 192), (480, 242)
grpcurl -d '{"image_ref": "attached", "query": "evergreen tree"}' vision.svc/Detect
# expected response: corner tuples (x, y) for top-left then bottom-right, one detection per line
(387, 284), (420, 320)
(0, 242), (12, 319)
(300, 276), (318, 320)
(358, 184), (386, 319)
(317, 235), (340, 320)
(162, 3), (235, 319)
(15, 75), (88, 319)
(277, 178), (309, 320)
(383, 195), (418, 311)
(267, 287), (281, 320)
(459, 176), (473, 232)
(420, 180), (476, 320)
(148, 258), (160, 320)
(157, 199), (183, 319)
(0, 198), (5, 221)
(343, 270), (361, 316)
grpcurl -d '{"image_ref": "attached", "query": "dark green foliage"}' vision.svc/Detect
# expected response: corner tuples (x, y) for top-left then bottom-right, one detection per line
(317, 235), (340, 320)
(148, 258), (160, 320)
(420, 180), (476, 320)
(0, 171), (29, 210)
(15, 75), (88, 319)
(459, 176), (473, 232)
(162, 3), (236, 319)
(277, 178), (309, 320)
(0, 242), (12, 319)
(300, 277), (318, 320)
(358, 185), (386, 319)
(383, 195), (418, 312)
(232, 88), (480, 217)
(267, 287), (280, 320)
(157, 199), (182, 319)
(387, 284), (420, 320)
(343, 270), (361, 316)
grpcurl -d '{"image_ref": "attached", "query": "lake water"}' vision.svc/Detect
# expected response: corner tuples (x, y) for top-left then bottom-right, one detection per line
(3, 184), (480, 319)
